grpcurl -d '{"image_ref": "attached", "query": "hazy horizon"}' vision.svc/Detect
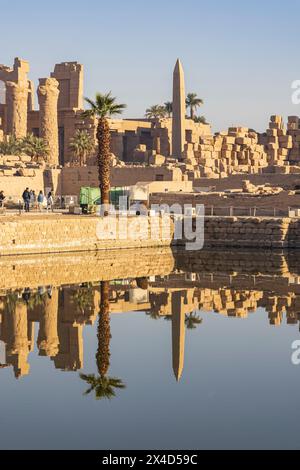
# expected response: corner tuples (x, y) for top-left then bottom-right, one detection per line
(2, 0), (300, 132)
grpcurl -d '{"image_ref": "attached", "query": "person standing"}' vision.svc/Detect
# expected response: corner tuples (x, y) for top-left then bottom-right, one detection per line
(22, 188), (31, 213)
(0, 191), (5, 208)
(47, 192), (54, 212)
(37, 191), (44, 212)
(31, 190), (37, 210)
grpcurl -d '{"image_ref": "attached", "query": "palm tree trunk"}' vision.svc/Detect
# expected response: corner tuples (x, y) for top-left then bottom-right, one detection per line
(96, 117), (111, 215)
(96, 281), (111, 378)
(190, 107), (194, 120)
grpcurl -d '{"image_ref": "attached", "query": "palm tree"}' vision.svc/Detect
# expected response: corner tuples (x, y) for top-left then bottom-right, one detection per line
(80, 281), (126, 400)
(145, 105), (167, 120)
(185, 312), (203, 330)
(69, 130), (95, 166)
(186, 93), (204, 120)
(194, 115), (208, 125)
(0, 135), (23, 156)
(82, 93), (126, 215)
(164, 101), (173, 117)
(22, 133), (49, 161)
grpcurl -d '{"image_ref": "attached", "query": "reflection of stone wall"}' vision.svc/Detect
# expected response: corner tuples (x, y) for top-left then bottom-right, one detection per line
(0, 247), (175, 290)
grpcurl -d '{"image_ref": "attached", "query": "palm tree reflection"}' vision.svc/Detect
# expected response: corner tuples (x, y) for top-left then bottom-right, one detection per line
(185, 312), (203, 330)
(80, 281), (126, 400)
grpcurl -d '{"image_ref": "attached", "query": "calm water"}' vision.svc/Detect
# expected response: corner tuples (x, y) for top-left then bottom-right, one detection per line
(1, 248), (300, 450)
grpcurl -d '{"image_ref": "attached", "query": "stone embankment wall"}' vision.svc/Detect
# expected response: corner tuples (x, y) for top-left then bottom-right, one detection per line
(2, 214), (300, 256)
(0, 214), (174, 256)
(178, 216), (300, 249)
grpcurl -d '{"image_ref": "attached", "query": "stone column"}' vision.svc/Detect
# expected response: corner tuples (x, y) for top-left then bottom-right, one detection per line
(5, 81), (28, 138)
(37, 78), (60, 166)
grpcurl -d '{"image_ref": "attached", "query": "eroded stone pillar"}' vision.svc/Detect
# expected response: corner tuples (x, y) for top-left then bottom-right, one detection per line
(6, 81), (28, 138)
(37, 78), (60, 166)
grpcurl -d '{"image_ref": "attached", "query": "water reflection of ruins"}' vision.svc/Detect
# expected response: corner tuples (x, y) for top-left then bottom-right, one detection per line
(1, 247), (300, 381)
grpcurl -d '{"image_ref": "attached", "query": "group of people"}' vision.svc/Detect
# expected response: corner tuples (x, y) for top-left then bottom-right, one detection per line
(22, 188), (54, 212)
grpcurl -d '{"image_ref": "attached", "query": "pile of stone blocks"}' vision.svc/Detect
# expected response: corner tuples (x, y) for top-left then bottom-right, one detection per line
(242, 179), (283, 195)
(132, 144), (166, 166)
(265, 115), (292, 166)
(287, 116), (300, 164)
(198, 288), (262, 318)
(194, 127), (267, 177)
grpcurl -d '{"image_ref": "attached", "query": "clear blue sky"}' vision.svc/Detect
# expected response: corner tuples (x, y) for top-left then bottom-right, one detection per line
(1, 0), (300, 131)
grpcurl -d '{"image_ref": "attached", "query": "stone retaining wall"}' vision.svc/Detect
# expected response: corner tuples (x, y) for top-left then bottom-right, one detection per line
(0, 214), (174, 256)
(178, 216), (300, 249)
(2, 214), (300, 256)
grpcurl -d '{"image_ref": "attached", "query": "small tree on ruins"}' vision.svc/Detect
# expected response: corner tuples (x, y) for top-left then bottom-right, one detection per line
(193, 115), (208, 125)
(69, 129), (95, 166)
(22, 133), (49, 161)
(0, 135), (24, 156)
(82, 92), (126, 215)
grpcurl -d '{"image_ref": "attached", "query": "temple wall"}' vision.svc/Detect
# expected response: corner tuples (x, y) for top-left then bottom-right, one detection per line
(60, 165), (184, 195)
(0, 168), (45, 198)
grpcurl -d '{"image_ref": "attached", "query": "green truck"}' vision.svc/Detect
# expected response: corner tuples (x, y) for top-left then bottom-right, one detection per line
(79, 186), (130, 214)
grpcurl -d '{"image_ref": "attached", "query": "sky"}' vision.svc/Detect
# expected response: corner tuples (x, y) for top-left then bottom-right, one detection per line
(1, 0), (300, 132)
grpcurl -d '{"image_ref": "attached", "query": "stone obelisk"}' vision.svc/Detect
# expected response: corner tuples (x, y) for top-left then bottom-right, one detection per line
(172, 59), (186, 159)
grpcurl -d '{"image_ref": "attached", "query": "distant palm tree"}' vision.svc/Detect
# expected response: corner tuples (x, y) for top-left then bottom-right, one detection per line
(193, 115), (208, 125)
(82, 93), (126, 215)
(164, 101), (173, 117)
(145, 105), (167, 119)
(80, 281), (126, 400)
(186, 93), (204, 120)
(22, 133), (49, 161)
(185, 312), (203, 330)
(69, 130), (95, 166)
